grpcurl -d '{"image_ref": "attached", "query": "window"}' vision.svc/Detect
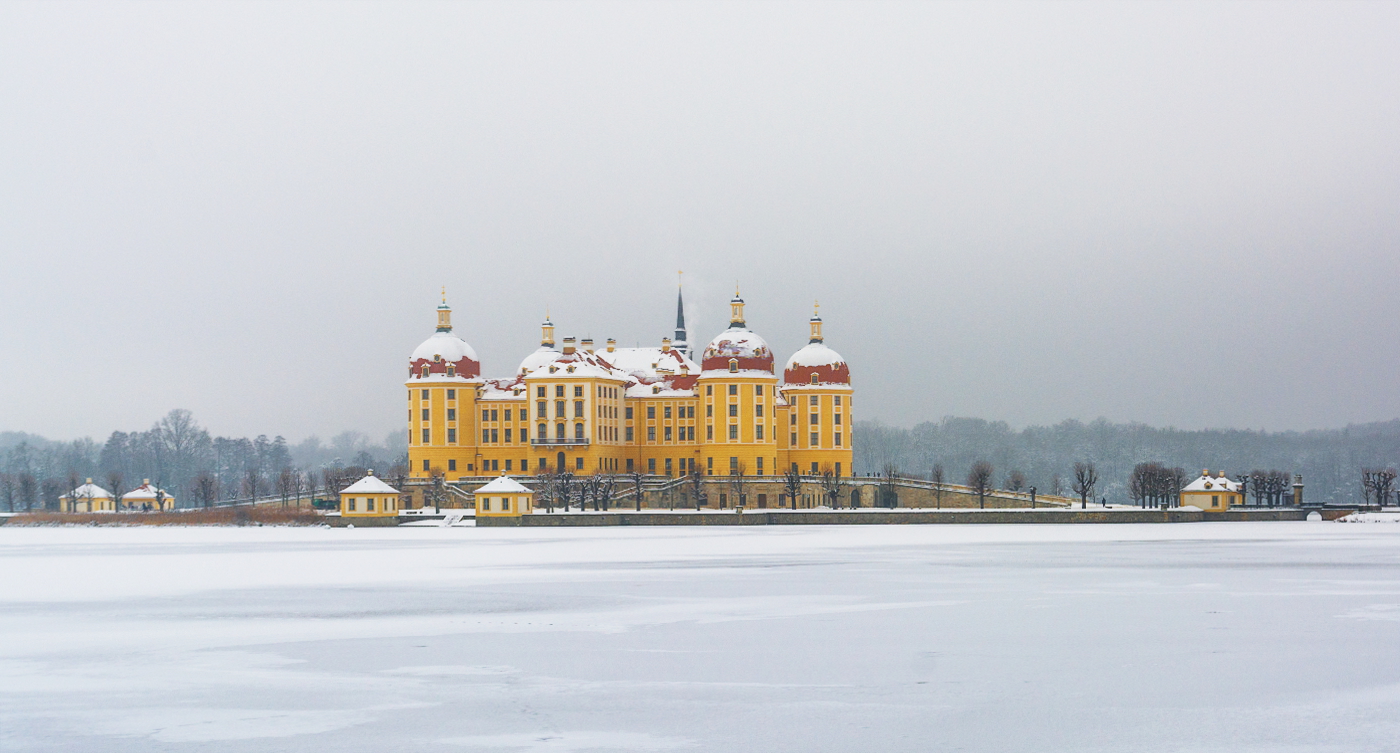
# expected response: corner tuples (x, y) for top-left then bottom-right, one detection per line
(556, 385), (565, 397)
(491, 409), (498, 421)
(422, 428), (430, 443)
(421, 365), (430, 377)
(556, 423), (565, 439)
(834, 413), (842, 425)
(687, 426), (695, 440)
(491, 429), (499, 443)
(538, 424), (547, 439)
(728, 384), (738, 396)
(756, 457), (764, 472)
(755, 404), (764, 417)
(664, 427), (672, 441)
(446, 365), (455, 377)
(810, 432), (819, 445)
(574, 386), (583, 397)
(810, 413), (819, 425)
(706, 385), (713, 396)
(790, 432), (797, 445)
(422, 459), (430, 471)
(664, 406), (672, 419)
(538, 401), (547, 418)
(730, 456), (738, 471)
(480, 498), (490, 511)
(482, 409), (489, 421)
(422, 409), (430, 420)
(556, 400), (565, 418)
(833, 396), (841, 406)
(648, 458), (657, 473)
(448, 459), (456, 471)
(729, 404), (738, 417)
(447, 389), (456, 400)
(576, 457), (584, 470)
(625, 406), (634, 419)
(687, 406), (695, 418)
(574, 423), (584, 439)
(728, 359), (738, 372)
(706, 405), (713, 417)
(367, 498), (375, 512)
(647, 406), (656, 419)
(755, 425), (764, 440)
(810, 374), (819, 384)
(505, 409), (514, 421)
(835, 462), (841, 476)
(835, 433), (842, 446)
(505, 428), (513, 443)
(574, 401), (583, 417)
(347, 498), (356, 511)
(447, 408), (456, 421)
(729, 425), (738, 440)
(537, 386), (546, 398)
(811, 462), (819, 474)
(448, 429), (458, 443)
(647, 427), (656, 441)
(706, 426), (714, 440)
(707, 456), (714, 474)
(482, 429), (490, 443)
(626, 427), (634, 441)
(790, 413), (797, 425)
(422, 389), (429, 399)
(665, 458), (673, 475)
(627, 458), (635, 472)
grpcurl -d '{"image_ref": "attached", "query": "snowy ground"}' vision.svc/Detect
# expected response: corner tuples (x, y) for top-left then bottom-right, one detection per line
(2, 523), (1399, 752)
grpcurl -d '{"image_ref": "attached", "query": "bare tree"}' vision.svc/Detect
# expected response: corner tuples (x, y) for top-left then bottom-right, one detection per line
(277, 468), (297, 508)
(597, 474), (616, 511)
(879, 463), (899, 508)
(729, 462), (748, 509)
(1363, 468), (1397, 509)
(0, 473), (14, 513)
(930, 463), (945, 509)
(783, 465), (801, 510)
(966, 460), (993, 510)
(243, 468), (262, 507)
(1005, 470), (1026, 494)
(105, 471), (125, 513)
(688, 465), (706, 511)
(1072, 461), (1098, 509)
(629, 469), (644, 511)
(19, 474), (36, 513)
(1051, 473), (1064, 497)
(192, 472), (218, 509)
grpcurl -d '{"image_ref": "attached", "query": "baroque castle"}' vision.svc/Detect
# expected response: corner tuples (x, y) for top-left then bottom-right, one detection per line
(405, 287), (853, 485)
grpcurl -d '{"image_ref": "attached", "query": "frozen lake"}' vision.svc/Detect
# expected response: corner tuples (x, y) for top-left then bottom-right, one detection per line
(2, 522), (1398, 752)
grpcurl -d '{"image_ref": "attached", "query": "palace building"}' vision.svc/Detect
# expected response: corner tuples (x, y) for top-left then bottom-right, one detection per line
(405, 287), (853, 483)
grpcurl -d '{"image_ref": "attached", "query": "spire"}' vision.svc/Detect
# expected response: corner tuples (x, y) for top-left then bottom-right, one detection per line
(436, 289), (452, 332)
(809, 299), (823, 343)
(540, 311), (555, 349)
(729, 284), (746, 329)
(673, 271), (689, 357)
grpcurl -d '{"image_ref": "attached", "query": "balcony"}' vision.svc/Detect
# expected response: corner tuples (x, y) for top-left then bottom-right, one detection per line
(530, 438), (591, 447)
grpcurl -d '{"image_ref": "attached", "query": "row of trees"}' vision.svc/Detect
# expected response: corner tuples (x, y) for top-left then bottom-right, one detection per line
(0, 411), (407, 513)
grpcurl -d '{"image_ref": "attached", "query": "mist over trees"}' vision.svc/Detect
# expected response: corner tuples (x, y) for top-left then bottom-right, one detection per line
(0, 411), (408, 511)
(854, 417), (1400, 506)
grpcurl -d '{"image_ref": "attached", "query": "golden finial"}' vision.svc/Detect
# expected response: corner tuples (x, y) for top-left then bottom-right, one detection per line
(814, 299), (820, 317)
(735, 281), (741, 297)
(678, 269), (683, 287)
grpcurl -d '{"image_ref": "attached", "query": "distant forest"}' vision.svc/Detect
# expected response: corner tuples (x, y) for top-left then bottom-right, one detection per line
(0, 410), (407, 511)
(3, 411), (1397, 510)
(853, 417), (1400, 506)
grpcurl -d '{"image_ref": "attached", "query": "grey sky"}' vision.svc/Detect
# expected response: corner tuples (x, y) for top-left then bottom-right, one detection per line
(2, 1), (1397, 442)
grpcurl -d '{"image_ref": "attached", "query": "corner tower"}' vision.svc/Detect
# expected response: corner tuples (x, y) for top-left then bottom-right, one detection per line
(780, 301), (853, 478)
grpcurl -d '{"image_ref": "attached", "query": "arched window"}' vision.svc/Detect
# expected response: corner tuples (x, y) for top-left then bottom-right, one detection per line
(556, 423), (566, 439)
(447, 364), (456, 377)
(729, 359), (739, 373)
(420, 364), (430, 377)
(810, 373), (819, 385)
(537, 423), (546, 439)
(574, 423), (584, 439)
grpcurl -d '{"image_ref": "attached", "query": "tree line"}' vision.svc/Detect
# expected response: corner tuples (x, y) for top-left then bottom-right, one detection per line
(0, 410), (408, 512)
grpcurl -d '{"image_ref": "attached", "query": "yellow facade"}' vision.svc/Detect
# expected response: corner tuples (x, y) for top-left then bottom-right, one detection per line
(59, 480), (116, 513)
(473, 476), (534, 517)
(405, 290), (853, 490)
(1180, 470), (1243, 511)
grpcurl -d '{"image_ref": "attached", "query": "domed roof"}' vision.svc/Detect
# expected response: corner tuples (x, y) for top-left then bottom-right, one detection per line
(783, 342), (850, 385)
(701, 327), (774, 374)
(517, 346), (559, 375)
(409, 331), (481, 380)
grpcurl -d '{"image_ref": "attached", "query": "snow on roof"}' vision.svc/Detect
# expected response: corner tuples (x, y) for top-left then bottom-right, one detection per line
(341, 473), (399, 495)
(516, 346), (560, 376)
(475, 476), (531, 494)
(123, 482), (173, 500)
(784, 342), (845, 370)
(1182, 472), (1240, 493)
(624, 374), (699, 398)
(782, 342), (851, 386)
(701, 327), (773, 373)
(64, 482), (112, 499)
(522, 348), (629, 381)
(479, 377), (527, 400)
(411, 331), (479, 365)
(606, 347), (700, 381)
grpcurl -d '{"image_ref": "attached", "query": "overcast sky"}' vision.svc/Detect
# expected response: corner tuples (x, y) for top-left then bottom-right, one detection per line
(2, 1), (1397, 443)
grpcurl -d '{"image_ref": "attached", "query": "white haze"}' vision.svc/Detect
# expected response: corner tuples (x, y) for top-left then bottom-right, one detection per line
(1, 1), (1397, 442)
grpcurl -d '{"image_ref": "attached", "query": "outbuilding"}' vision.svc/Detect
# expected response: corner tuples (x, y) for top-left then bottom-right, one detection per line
(339, 471), (401, 516)
(1181, 470), (1242, 511)
(473, 476), (533, 518)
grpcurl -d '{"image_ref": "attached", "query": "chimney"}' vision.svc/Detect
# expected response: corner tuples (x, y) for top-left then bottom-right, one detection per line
(581, 337), (594, 353)
(606, 338), (616, 353)
(661, 337), (672, 353)
(562, 337), (576, 355)
(1293, 474), (1305, 507)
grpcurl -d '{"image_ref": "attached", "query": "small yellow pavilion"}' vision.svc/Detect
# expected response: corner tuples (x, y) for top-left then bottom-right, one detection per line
(473, 476), (534, 518)
(339, 471), (401, 516)
(122, 480), (176, 511)
(59, 480), (115, 513)
(1181, 470), (1243, 511)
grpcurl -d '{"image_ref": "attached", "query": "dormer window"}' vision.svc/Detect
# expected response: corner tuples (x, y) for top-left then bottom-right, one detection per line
(549, 366), (557, 374)
(420, 364), (430, 377)
(433, 354), (442, 362)
(728, 359), (739, 373)
(447, 365), (456, 377)
(567, 365), (575, 373)
(810, 373), (819, 385)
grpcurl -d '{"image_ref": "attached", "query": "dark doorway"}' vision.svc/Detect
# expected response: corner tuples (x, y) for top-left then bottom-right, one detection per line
(556, 452), (566, 473)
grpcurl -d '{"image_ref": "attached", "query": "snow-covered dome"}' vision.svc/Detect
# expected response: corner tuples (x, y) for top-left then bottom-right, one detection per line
(409, 299), (481, 380)
(701, 327), (774, 374)
(783, 342), (850, 386)
(517, 346), (559, 376)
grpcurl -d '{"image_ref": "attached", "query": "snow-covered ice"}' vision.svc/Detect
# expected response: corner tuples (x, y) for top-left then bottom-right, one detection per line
(2, 522), (1399, 752)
